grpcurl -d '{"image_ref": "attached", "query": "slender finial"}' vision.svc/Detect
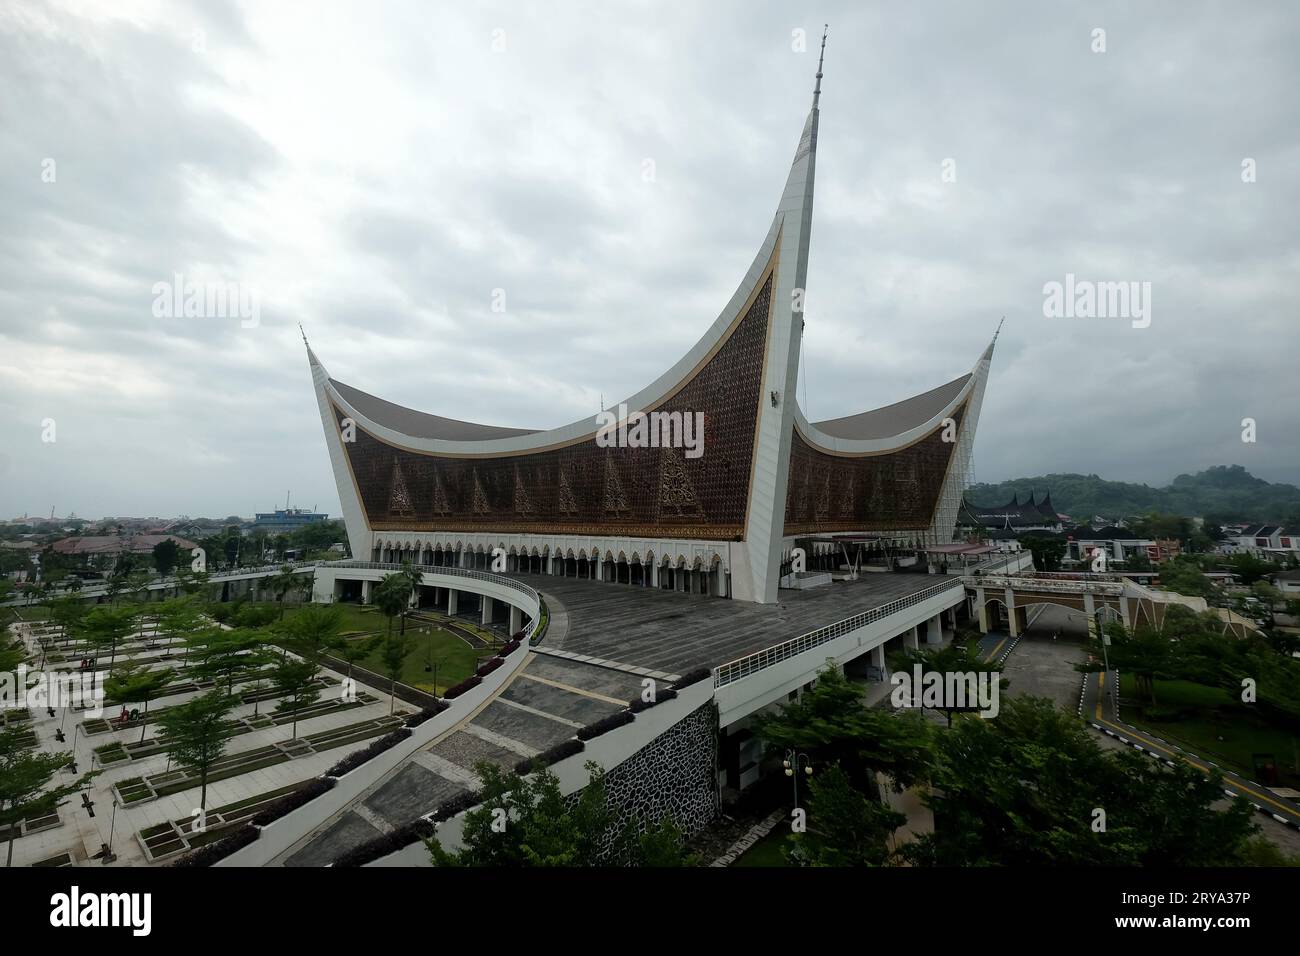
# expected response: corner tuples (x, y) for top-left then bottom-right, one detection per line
(813, 25), (828, 108)
(299, 322), (309, 348)
(994, 316), (1004, 341)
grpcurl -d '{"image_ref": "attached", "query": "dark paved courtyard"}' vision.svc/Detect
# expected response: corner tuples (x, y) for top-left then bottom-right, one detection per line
(514, 570), (955, 675)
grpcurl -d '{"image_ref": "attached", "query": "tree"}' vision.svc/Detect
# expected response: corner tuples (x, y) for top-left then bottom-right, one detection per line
(152, 538), (181, 577)
(889, 638), (1007, 726)
(190, 628), (271, 697)
(278, 603), (345, 665)
(154, 597), (206, 655)
(77, 606), (137, 669)
(103, 572), (126, 606)
(104, 663), (176, 743)
(267, 565), (300, 618)
(1158, 559), (1219, 599)
(785, 763), (905, 866)
(372, 573), (409, 639)
(271, 657), (321, 740)
(903, 696), (1259, 866)
(49, 596), (86, 650)
(1251, 581), (1282, 627)
(1022, 534), (1066, 572)
(750, 664), (933, 798)
(156, 691), (238, 813)
(430, 761), (614, 867)
(124, 569), (155, 640)
(0, 727), (96, 867)
(380, 631), (412, 714)
(336, 634), (381, 680)
(397, 561), (423, 634)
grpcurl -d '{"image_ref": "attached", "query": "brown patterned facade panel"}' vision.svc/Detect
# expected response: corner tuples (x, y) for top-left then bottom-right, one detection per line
(782, 404), (966, 535)
(338, 273), (775, 540)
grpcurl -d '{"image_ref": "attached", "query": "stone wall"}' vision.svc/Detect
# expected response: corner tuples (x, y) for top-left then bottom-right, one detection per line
(571, 700), (719, 861)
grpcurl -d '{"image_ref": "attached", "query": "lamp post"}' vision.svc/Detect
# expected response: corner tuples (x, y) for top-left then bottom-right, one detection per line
(66, 723), (80, 774)
(783, 750), (813, 809)
(101, 796), (118, 864)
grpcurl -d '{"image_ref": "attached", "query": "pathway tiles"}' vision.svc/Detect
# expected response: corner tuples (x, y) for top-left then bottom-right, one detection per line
(521, 655), (645, 701)
(468, 700), (576, 752)
(362, 763), (468, 825)
(285, 811), (381, 868)
(498, 678), (622, 726)
(428, 730), (518, 775)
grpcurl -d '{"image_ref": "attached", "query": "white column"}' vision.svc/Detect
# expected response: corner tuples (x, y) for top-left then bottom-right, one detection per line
(904, 625), (919, 651)
(481, 596), (494, 626)
(925, 614), (943, 645)
(447, 589), (458, 616)
(361, 580), (373, 604)
(509, 604), (522, 635)
(976, 587), (989, 633)
(870, 643), (887, 679)
(652, 562), (660, 588)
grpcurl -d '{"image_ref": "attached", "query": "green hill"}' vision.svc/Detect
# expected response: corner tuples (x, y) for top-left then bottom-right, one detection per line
(967, 466), (1300, 524)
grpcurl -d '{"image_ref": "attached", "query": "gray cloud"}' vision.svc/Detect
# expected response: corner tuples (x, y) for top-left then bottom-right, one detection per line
(1, 0), (1297, 521)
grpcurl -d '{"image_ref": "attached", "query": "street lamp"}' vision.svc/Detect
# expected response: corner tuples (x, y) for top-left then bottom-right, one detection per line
(101, 796), (119, 864)
(783, 750), (813, 809)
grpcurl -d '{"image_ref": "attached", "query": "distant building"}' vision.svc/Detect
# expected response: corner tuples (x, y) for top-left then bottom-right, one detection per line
(251, 508), (329, 534)
(1273, 569), (1300, 595)
(1065, 528), (1179, 564)
(1233, 525), (1300, 559)
(49, 533), (198, 568)
(959, 491), (1063, 533)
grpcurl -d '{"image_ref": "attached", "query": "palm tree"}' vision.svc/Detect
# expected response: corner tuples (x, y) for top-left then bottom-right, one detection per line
(269, 565), (299, 618)
(397, 561), (423, 634)
(372, 574), (409, 640)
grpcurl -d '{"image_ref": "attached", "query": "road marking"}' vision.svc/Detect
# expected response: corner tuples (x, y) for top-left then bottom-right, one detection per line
(983, 637), (1008, 663)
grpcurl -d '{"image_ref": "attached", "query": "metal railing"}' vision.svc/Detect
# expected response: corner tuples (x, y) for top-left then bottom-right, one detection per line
(325, 560), (541, 604)
(714, 576), (965, 688)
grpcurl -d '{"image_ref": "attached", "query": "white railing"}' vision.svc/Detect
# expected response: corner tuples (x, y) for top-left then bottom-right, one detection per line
(713, 577), (964, 687)
(325, 560), (542, 612)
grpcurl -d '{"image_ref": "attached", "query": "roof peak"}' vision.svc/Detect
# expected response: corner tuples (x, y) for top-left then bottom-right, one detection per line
(812, 24), (828, 109)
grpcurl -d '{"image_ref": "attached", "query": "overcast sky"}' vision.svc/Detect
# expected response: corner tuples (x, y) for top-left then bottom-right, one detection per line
(2, 0), (1297, 521)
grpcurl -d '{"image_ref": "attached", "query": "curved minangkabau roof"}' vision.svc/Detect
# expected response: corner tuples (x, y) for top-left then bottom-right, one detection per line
(328, 378), (540, 442)
(808, 373), (972, 441)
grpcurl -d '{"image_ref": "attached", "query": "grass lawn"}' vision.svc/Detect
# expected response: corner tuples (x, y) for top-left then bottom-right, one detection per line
(349, 624), (490, 695)
(1118, 674), (1300, 786)
(732, 829), (795, 867)
(260, 601), (388, 637)
(2, 604), (53, 627)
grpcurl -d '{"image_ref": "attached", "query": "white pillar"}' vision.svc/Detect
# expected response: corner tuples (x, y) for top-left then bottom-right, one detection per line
(361, 580), (373, 604)
(447, 589), (458, 616)
(652, 562), (660, 588)
(976, 587), (989, 633)
(481, 596), (494, 626)
(904, 625), (919, 651)
(925, 614), (943, 645)
(509, 604), (522, 635)
(870, 643), (887, 679)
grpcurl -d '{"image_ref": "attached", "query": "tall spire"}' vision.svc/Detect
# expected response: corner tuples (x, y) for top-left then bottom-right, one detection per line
(812, 24), (828, 109)
(981, 315), (1005, 362)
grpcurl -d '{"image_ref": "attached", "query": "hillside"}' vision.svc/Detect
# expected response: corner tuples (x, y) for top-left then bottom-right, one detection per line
(966, 465), (1300, 523)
